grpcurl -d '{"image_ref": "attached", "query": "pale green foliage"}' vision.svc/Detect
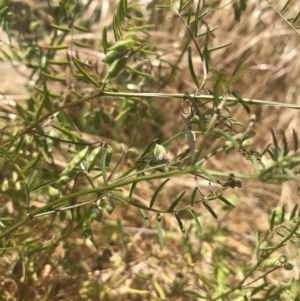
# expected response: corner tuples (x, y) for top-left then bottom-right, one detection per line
(0, 0), (300, 300)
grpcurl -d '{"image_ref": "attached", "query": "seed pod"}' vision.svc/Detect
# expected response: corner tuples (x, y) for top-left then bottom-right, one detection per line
(154, 144), (167, 160)
(61, 146), (89, 175)
(119, 143), (125, 152)
(127, 148), (139, 159)
(108, 39), (135, 53)
(101, 49), (127, 65)
(103, 57), (128, 82)
(284, 262), (294, 270)
(92, 206), (103, 223)
(48, 186), (59, 198)
(86, 146), (102, 172)
(105, 145), (113, 167)
(55, 175), (71, 187)
(105, 199), (115, 215)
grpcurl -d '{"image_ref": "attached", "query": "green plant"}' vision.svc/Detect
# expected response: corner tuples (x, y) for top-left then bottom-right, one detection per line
(0, 0), (300, 300)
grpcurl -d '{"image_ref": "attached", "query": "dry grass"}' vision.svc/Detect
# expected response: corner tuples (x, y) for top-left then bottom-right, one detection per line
(1, 0), (300, 300)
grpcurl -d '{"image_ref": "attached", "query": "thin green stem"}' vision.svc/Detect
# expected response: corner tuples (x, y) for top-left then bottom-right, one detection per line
(102, 91), (300, 110)
(212, 217), (300, 300)
(0, 88), (105, 147)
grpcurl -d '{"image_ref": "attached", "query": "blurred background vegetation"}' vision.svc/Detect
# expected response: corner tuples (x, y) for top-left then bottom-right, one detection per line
(0, 0), (300, 300)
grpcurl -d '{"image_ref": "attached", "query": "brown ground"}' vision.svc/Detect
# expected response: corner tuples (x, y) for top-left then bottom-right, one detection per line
(0, 0), (300, 300)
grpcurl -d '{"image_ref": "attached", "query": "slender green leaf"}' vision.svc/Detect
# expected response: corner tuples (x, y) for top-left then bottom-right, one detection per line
(125, 65), (155, 80)
(0, 6), (9, 16)
(156, 5), (171, 9)
(271, 130), (279, 160)
(23, 153), (42, 172)
(281, 132), (288, 156)
(189, 208), (202, 234)
(231, 91), (250, 114)
(111, 194), (128, 205)
(283, 168), (295, 178)
(197, 0), (205, 15)
(23, 181), (30, 209)
(274, 230), (284, 238)
(101, 146), (107, 184)
(150, 179), (170, 208)
(207, 43), (232, 53)
(228, 53), (254, 87)
(57, 111), (81, 135)
(102, 26), (108, 53)
(0, 148), (25, 179)
(251, 154), (261, 174)
(292, 11), (300, 23)
(187, 6), (193, 25)
(12, 138), (23, 162)
(270, 210), (276, 230)
(127, 24), (155, 31)
(33, 86), (62, 98)
(113, 16), (121, 41)
(72, 56), (100, 87)
(47, 59), (69, 65)
(233, 3), (241, 22)
(138, 140), (157, 161)
(30, 178), (59, 192)
(50, 23), (70, 32)
(212, 73), (223, 107)
(280, 206), (286, 224)
(27, 169), (37, 188)
(202, 201), (217, 219)
(293, 129), (298, 152)
(175, 212), (187, 239)
(48, 44), (69, 50)
(251, 283), (269, 297)
(280, 0), (291, 12)
(179, 0), (193, 13)
(157, 213), (164, 248)
(168, 191), (186, 212)
(129, 182), (138, 199)
(139, 208), (149, 226)
(6, 132), (21, 152)
(188, 46), (200, 89)
(194, 1), (199, 37)
(195, 25), (220, 37)
(42, 72), (67, 82)
(203, 26), (210, 73)
(262, 143), (272, 156)
(35, 77), (52, 121)
(70, 89), (84, 98)
(73, 24), (89, 32)
(289, 204), (298, 220)
(50, 124), (80, 142)
(190, 187), (198, 206)
(212, 129), (239, 148)
(218, 196), (235, 208)
(73, 41), (91, 48)
(184, 290), (207, 299)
